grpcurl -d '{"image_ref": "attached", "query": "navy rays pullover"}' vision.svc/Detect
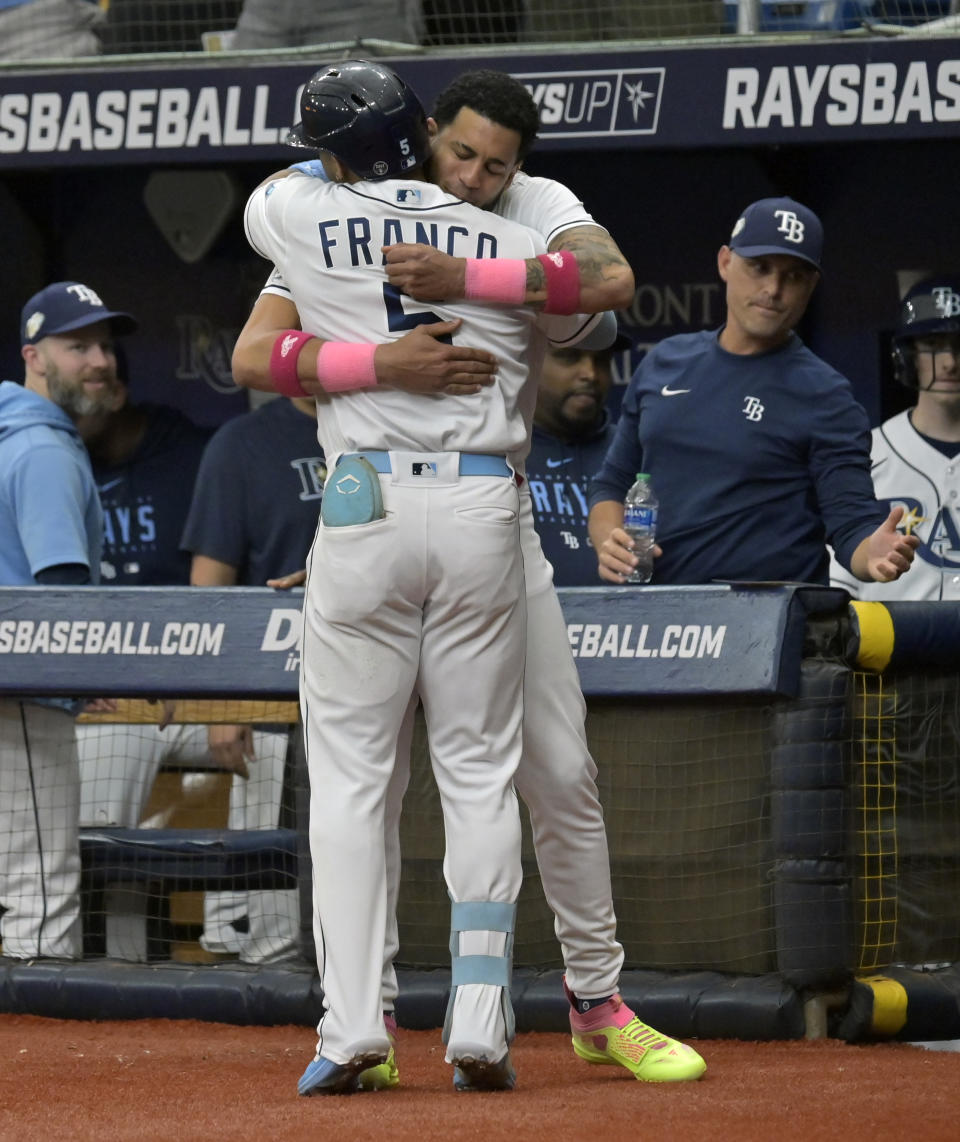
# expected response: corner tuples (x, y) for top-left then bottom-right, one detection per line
(589, 329), (885, 585)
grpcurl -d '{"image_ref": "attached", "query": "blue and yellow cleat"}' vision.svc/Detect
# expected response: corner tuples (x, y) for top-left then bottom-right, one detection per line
(298, 1050), (387, 1096)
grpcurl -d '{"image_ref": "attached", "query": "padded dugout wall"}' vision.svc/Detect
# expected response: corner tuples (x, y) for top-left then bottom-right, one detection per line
(4, 590), (960, 1038)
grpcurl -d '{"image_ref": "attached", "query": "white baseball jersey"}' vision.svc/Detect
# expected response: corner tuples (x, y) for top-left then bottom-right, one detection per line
(245, 174), (596, 463)
(829, 408), (960, 600)
(246, 171), (568, 1069)
(252, 169), (627, 1023)
(494, 170), (599, 245)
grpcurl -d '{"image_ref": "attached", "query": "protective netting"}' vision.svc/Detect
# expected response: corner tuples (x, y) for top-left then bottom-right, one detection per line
(0, 1), (955, 64)
(853, 670), (960, 973)
(3, 660), (960, 992)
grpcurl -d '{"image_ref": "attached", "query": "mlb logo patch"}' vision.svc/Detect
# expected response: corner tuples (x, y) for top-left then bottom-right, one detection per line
(396, 187), (422, 204)
(411, 461), (437, 478)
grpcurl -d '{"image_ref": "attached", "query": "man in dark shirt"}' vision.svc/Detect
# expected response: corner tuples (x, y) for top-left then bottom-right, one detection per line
(75, 386), (215, 834)
(85, 392), (211, 586)
(589, 197), (918, 587)
(525, 340), (623, 586)
(181, 395), (324, 586)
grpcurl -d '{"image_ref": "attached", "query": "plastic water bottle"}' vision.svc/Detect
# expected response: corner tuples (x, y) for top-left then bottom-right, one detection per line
(623, 473), (658, 584)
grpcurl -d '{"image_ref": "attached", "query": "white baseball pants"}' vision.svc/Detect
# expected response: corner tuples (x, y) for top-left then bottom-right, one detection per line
(302, 459), (525, 1065)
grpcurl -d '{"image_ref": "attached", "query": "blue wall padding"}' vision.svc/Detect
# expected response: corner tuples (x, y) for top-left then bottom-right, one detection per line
(883, 602), (960, 670)
(770, 660), (854, 987)
(849, 601), (960, 672)
(770, 681), (849, 744)
(774, 879), (853, 987)
(0, 960), (324, 1025)
(0, 961), (806, 1040)
(770, 742), (847, 790)
(834, 968), (960, 1042)
(884, 965), (960, 1040)
(771, 791), (847, 858)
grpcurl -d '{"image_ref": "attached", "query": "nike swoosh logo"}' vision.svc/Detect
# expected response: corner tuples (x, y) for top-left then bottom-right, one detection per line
(661, 385), (691, 396)
(546, 458), (573, 468)
(97, 477), (124, 493)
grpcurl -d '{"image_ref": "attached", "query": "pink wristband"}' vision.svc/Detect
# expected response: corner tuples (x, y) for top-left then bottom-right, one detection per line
(269, 330), (312, 398)
(316, 341), (378, 393)
(463, 258), (527, 305)
(538, 251), (581, 315)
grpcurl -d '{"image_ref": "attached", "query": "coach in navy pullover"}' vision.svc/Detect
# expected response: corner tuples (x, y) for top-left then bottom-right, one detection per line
(588, 197), (918, 588)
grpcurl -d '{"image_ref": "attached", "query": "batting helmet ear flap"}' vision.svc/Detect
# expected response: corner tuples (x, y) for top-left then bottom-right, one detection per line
(891, 338), (917, 390)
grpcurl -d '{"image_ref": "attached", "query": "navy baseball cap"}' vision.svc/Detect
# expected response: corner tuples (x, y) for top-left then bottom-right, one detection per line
(728, 197), (823, 271)
(20, 281), (138, 345)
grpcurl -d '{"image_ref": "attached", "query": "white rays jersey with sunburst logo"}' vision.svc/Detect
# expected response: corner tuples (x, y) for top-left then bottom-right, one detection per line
(829, 409), (960, 601)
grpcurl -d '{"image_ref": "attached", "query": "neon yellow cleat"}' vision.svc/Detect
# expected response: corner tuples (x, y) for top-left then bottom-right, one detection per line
(356, 1014), (400, 1091)
(567, 986), (706, 1083)
(356, 1045), (400, 1091)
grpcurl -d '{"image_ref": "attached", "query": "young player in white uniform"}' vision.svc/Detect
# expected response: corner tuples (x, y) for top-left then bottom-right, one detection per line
(236, 68), (706, 1089)
(830, 276), (960, 601)
(244, 61), (605, 1096)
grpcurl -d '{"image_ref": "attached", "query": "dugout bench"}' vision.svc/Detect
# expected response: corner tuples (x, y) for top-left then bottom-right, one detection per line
(74, 697), (306, 962)
(79, 826), (299, 961)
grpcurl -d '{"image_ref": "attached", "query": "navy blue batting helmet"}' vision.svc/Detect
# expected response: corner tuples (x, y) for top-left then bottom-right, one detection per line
(286, 60), (430, 181)
(892, 275), (960, 387)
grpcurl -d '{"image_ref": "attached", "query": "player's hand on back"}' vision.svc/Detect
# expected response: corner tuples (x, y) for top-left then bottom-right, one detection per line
(374, 320), (497, 396)
(383, 243), (466, 302)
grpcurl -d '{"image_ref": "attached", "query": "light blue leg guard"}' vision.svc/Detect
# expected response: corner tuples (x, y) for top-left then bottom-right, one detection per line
(442, 900), (517, 1046)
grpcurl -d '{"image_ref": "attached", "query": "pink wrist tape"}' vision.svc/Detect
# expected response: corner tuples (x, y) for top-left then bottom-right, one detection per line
(538, 251), (581, 315)
(316, 341), (378, 393)
(463, 258), (527, 305)
(269, 330), (312, 398)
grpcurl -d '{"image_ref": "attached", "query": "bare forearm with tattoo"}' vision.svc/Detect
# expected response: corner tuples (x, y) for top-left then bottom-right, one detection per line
(546, 225), (635, 312)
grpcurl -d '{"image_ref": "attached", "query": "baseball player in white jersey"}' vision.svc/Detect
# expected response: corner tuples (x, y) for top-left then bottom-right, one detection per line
(235, 67), (705, 1089)
(244, 60), (606, 1096)
(830, 275), (960, 601)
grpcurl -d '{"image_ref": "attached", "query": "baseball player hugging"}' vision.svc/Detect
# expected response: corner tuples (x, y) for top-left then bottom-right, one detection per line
(243, 60), (602, 1094)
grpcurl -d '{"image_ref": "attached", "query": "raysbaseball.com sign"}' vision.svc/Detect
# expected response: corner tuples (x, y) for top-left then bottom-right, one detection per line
(3, 38), (960, 167)
(0, 584), (837, 697)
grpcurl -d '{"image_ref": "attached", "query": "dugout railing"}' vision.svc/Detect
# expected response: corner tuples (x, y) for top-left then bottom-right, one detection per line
(1, 584), (959, 1042)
